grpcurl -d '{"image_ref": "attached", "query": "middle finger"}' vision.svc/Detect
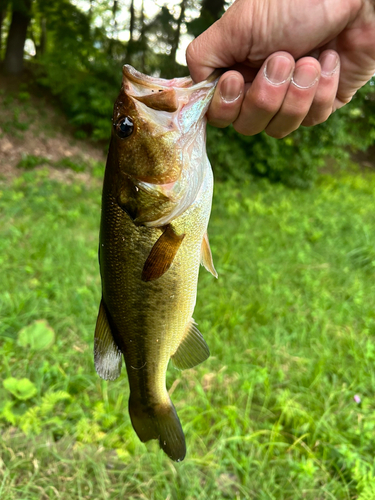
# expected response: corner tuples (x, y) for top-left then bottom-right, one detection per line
(232, 51), (295, 136)
(265, 57), (321, 138)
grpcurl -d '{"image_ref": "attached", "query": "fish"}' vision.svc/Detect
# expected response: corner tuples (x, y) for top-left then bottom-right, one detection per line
(94, 65), (219, 462)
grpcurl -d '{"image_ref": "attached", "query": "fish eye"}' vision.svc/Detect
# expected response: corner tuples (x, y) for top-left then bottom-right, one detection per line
(115, 116), (134, 138)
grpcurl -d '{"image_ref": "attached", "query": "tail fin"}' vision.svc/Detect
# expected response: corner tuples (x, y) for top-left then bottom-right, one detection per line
(128, 394), (186, 462)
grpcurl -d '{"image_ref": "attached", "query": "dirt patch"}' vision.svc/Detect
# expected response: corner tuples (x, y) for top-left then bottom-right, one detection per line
(351, 145), (375, 172)
(0, 73), (107, 183)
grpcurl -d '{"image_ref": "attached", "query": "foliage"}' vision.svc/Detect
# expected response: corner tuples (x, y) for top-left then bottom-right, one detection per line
(17, 153), (47, 169)
(17, 319), (55, 350)
(208, 80), (375, 187)
(3, 377), (37, 400)
(2, 0), (375, 185)
(16, 153), (102, 174)
(31, 0), (121, 140)
(0, 167), (375, 498)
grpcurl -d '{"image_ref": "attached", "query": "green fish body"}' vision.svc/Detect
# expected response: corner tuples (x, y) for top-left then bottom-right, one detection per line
(94, 66), (218, 462)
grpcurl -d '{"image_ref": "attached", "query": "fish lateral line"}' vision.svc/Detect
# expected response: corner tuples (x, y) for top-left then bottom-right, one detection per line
(130, 361), (147, 370)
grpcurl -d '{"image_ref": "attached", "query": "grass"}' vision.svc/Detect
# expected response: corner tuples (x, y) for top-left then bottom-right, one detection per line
(0, 90), (37, 135)
(0, 166), (375, 499)
(16, 154), (102, 174)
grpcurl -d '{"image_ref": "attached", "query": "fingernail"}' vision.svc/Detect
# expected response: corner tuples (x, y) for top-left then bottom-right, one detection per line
(264, 56), (293, 85)
(220, 75), (242, 103)
(320, 52), (339, 76)
(292, 65), (319, 89)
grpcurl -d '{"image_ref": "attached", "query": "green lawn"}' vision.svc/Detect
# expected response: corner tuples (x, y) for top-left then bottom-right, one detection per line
(0, 166), (375, 499)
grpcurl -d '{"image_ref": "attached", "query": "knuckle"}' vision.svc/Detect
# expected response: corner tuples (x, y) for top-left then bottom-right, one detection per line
(302, 116), (318, 127)
(266, 128), (289, 139)
(303, 110), (331, 127)
(185, 44), (195, 67)
(185, 41), (199, 69)
(301, 117), (314, 127)
(252, 94), (279, 115)
(284, 105), (307, 121)
(310, 93), (331, 109)
(233, 122), (258, 136)
(208, 118), (229, 129)
(207, 104), (234, 129)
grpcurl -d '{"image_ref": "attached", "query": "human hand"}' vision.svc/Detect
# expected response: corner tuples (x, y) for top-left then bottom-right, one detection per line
(186, 0), (375, 138)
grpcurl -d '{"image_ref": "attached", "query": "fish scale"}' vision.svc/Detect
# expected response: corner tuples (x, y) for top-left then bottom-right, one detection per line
(94, 65), (219, 461)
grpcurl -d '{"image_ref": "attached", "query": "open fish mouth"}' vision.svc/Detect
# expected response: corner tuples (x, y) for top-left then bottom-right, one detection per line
(122, 64), (221, 92)
(118, 65), (221, 228)
(122, 64), (221, 125)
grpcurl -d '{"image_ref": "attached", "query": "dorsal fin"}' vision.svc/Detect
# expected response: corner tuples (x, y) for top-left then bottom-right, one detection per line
(142, 225), (185, 282)
(201, 232), (218, 278)
(171, 320), (210, 370)
(94, 299), (122, 380)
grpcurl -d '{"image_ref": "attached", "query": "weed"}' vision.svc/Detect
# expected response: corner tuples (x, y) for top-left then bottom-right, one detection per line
(18, 92), (31, 102)
(55, 157), (86, 173)
(0, 168), (374, 498)
(17, 154), (49, 170)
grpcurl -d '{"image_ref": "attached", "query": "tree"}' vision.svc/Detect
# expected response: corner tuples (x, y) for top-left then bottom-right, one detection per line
(0, 0), (10, 59)
(125, 0), (135, 64)
(170, 0), (186, 67)
(3, 0), (32, 73)
(201, 0), (225, 22)
(187, 0), (225, 36)
(129, 0), (135, 42)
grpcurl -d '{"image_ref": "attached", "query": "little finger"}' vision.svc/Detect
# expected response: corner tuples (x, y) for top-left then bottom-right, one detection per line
(302, 50), (340, 126)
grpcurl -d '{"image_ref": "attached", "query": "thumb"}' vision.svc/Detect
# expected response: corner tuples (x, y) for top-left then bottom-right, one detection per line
(186, 5), (252, 82)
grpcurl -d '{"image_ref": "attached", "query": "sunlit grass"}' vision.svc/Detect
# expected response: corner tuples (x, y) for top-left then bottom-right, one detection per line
(0, 167), (375, 499)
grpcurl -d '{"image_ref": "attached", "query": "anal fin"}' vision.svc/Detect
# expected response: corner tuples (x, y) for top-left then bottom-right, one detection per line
(201, 232), (218, 278)
(94, 299), (122, 381)
(171, 320), (210, 370)
(142, 224), (185, 282)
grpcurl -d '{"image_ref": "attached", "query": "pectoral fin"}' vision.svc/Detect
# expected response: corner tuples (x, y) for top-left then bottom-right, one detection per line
(201, 232), (218, 278)
(142, 225), (185, 282)
(171, 320), (210, 370)
(94, 299), (122, 381)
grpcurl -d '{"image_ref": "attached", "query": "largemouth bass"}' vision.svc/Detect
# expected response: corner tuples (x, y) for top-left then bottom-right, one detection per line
(94, 65), (218, 462)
